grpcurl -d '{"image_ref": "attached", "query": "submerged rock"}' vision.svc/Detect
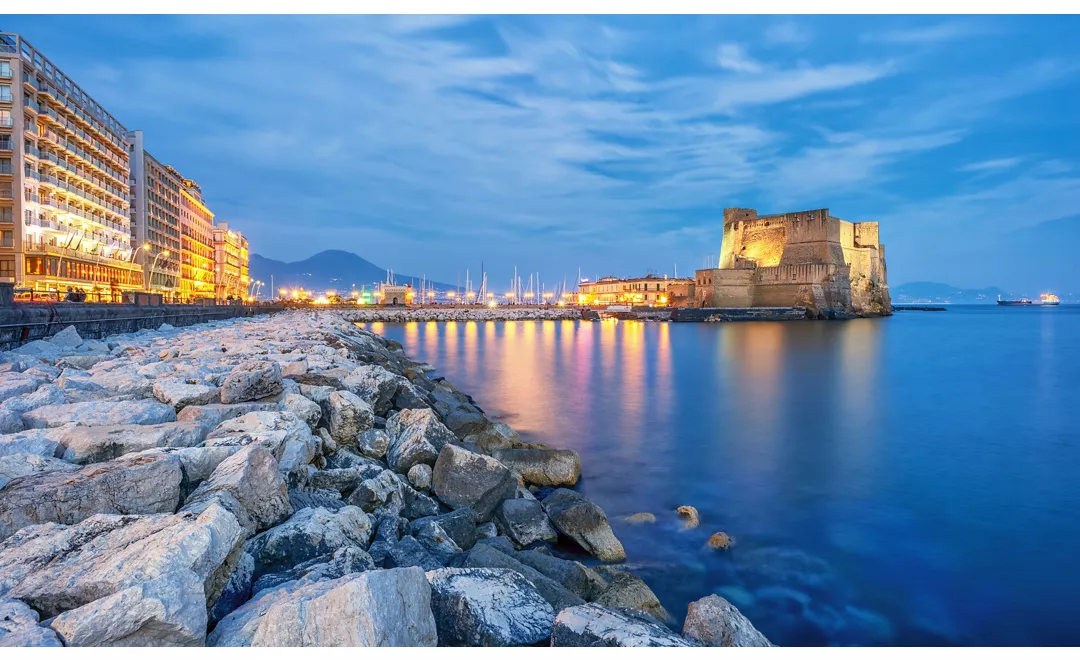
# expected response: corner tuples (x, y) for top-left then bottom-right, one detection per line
(676, 505), (700, 529)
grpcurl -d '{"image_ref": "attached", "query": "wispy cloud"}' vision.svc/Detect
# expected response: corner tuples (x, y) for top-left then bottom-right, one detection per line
(764, 22), (811, 46)
(959, 157), (1023, 173)
(717, 43), (763, 73)
(862, 21), (987, 45)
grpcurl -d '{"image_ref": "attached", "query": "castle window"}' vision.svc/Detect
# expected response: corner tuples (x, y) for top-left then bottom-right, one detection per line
(764, 221), (770, 227)
(809, 213), (815, 220)
(733, 222), (739, 230)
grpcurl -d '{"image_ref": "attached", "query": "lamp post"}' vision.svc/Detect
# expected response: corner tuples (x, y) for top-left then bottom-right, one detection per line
(147, 250), (169, 293)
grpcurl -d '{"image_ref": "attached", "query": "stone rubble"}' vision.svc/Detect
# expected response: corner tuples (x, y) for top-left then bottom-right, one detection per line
(0, 311), (770, 647)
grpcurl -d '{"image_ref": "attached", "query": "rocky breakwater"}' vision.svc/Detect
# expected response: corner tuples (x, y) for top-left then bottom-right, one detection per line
(341, 306), (582, 323)
(0, 311), (770, 647)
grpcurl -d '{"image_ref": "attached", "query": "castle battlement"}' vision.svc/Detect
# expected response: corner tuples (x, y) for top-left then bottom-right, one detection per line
(698, 207), (891, 317)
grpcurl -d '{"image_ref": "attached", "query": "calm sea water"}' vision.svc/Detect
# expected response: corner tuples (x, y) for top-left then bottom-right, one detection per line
(362, 306), (1080, 646)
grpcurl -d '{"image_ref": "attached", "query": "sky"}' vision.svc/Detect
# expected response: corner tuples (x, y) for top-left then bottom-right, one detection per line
(5, 15), (1079, 293)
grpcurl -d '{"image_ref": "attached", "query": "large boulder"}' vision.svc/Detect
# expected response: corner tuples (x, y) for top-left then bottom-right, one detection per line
(512, 549), (607, 601)
(355, 428), (390, 460)
(281, 393), (321, 429)
(21, 400), (177, 429)
(250, 546), (375, 596)
(0, 453), (78, 490)
(0, 503), (244, 619)
(205, 411), (317, 476)
(49, 569), (207, 647)
(682, 594), (772, 647)
(490, 448), (581, 487)
(55, 421), (206, 464)
(386, 409), (455, 474)
(494, 498), (558, 548)
(208, 568), (437, 647)
(323, 391), (374, 446)
(426, 567), (555, 646)
(87, 370), (155, 398)
(0, 452), (183, 541)
(182, 444), (292, 535)
(342, 365), (404, 415)
(431, 444), (517, 522)
(0, 597), (63, 647)
(551, 603), (693, 647)
(153, 379), (221, 411)
(408, 508), (478, 550)
(0, 429), (63, 459)
(348, 469), (403, 513)
(593, 570), (672, 623)
(244, 506), (372, 580)
(452, 544), (583, 612)
(176, 402), (280, 433)
(220, 361), (283, 404)
(541, 489), (626, 562)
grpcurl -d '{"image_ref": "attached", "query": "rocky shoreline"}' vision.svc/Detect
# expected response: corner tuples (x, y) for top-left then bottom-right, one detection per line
(0, 311), (770, 647)
(340, 306), (582, 323)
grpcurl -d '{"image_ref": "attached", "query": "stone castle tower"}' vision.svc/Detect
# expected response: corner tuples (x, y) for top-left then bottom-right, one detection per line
(695, 208), (891, 317)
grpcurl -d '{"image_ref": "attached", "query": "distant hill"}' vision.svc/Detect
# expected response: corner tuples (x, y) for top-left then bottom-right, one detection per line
(250, 250), (455, 294)
(892, 282), (1009, 304)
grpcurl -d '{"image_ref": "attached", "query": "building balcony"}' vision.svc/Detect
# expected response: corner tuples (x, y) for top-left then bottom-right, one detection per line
(0, 140), (13, 152)
(0, 92), (13, 103)
(0, 117), (13, 128)
(24, 97), (41, 114)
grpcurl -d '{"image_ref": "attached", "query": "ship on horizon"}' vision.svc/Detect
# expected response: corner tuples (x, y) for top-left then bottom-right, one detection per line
(997, 293), (1060, 307)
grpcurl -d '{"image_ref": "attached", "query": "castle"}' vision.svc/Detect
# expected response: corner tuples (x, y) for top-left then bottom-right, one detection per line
(694, 208), (892, 317)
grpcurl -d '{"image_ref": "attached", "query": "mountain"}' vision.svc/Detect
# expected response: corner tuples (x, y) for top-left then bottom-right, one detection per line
(891, 282), (1010, 304)
(250, 250), (455, 294)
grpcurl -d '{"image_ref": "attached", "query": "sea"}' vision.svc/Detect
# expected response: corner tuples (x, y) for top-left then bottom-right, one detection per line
(360, 305), (1080, 646)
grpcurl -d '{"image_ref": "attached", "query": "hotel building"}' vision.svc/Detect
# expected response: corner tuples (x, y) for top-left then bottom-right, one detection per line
(175, 168), (216, 302)
(576, 274), (693, 306)
(127, 130), (181, 300)
(1, 32), (141, 298)
(213, 222), (249, 301)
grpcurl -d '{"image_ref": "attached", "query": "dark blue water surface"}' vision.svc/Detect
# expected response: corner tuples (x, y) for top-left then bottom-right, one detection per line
(363, 306), (1080, 646)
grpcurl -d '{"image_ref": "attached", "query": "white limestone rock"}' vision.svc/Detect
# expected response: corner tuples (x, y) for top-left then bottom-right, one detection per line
(323, 390), (374, 446)
(21, 400), (177, 429)
(355, 427), (390, 460)
(209, 567), (437, 647)
(205, 411), (317, 475)
(182, 444), (292, 536)
(49, 326), (83, 349)
(407, 463), (432, 491)
(0, 597), (63, 647)
(0, 451), (183, 541)
(55, 421), (206, 464)
(153, 379), (221, 410)
(342, 364), (405, 415)
(0, 502), (245, 619)
(426, 567), (555, 646)
(49, 569), (208, 647)
(431, 444), (518, 522)
(220, 360), (283, 404)
(281, 393), (321, 429)
(0, 429), (63, 459)
(386, 408), (455, 474)
(490, 448), (581, 487)
(0, 453), (78, 490)
(244, 505), (372, 579)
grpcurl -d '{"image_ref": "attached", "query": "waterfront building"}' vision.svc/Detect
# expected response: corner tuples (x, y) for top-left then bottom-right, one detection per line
(213, 221), (249, 301)
(377, 283), (413, 306)
(1, 32), (141, 298)
(126, 130), (181, 300)
(577, 274), (692, 306)
(694, 207), (891, 316)
(172, 167), (216, 302)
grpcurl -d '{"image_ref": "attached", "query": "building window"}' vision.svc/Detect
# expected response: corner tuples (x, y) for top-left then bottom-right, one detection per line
(0, 258), (13, 278)
(0, 85), (11, 102)
(0, 62), (11, 78)
(0, 229), (11, 247)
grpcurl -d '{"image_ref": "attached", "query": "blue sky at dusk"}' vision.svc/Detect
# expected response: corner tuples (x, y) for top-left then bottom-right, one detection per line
(5, 15), (1079, 292)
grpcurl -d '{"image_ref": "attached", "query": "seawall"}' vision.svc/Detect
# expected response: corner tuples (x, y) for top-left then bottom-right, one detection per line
(0, 303), (285, 350)
(339, 306), (583, 323)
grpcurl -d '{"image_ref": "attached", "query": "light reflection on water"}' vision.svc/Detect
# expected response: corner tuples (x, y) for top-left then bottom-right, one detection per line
(363, 307), (1080, 646)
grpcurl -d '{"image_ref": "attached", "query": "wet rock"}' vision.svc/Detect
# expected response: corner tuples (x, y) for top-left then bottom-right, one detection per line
(153, 379), (221, 411)
(347, 469), (403, 513)
(220, 360), (283, 404)
(55, 421), (205, 464)
(385, 535), (445, 571)
(0, 597), (63, 647)
(250, 546), (376, 595)
(593, 570), (672, 623)
(355, 428), (390, 460)
(324, 391), (374, 447)
(490, 448), (581, 487)
(677, 505), (700, 529)
(408, 463), (432, 491)
(453, 544), (583, 612)
(426, 567), (555, 646)
(409, 508), (478, 550)
(244, 506), (372, 579)
(624, 512), (657, 525)
(281, 393), (321, 428)
(182, 444), (292, 535)
(494, 498), (558, 548)
(208, 567), (437, 647)
(431, 444), (517, 522)
(0, 503), (244, 619)
(682, 594), (772, 647)
(551, 604), (693, 647)
(49, 569), (207, 647)
(0, 452), (183, 541)
(541, 489), (626, 562)
(21, 400), (177, 429)
(512, 549), (607, 601)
